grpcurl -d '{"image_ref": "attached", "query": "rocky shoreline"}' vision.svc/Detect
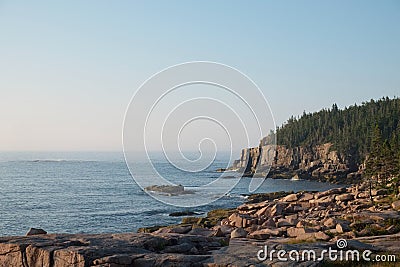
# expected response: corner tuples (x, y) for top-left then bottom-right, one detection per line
(1, 183), (399, 266)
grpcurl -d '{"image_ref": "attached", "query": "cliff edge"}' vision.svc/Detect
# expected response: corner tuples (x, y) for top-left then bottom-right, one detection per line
(231, 141), (361, 182)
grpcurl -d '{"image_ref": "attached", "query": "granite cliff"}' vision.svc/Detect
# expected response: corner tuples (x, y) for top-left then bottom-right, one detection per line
(231, 140), (361, 182)
(230, 98), (400, 183)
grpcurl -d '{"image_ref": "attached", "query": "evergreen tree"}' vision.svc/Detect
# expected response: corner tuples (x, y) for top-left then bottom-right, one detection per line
(365, 125), (383, 193)
(270, 97), (400, 187)
(275, 97), (400, 171)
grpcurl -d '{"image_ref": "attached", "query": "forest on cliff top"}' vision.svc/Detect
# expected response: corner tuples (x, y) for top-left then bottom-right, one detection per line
(275, 97), (400, 167)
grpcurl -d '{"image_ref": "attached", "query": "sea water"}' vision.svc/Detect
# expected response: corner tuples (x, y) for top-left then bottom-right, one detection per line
(0, 151), (339, 236)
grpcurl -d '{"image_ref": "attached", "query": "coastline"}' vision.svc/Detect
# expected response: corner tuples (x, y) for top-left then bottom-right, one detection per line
(1, 182), (399, 266)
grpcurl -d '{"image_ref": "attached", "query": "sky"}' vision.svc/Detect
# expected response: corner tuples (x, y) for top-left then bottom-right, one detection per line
(0, 1), (399, 152)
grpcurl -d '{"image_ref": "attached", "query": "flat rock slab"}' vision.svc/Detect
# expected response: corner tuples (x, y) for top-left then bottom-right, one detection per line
(0, 233), (227, 267)
(1, 232), (399, 266)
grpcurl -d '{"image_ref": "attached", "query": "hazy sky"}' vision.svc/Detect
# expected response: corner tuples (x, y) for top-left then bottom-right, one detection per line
(0, 1), (399, 151)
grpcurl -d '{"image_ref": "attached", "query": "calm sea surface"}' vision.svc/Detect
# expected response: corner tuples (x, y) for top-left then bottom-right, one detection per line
(0, 151), (339, 236)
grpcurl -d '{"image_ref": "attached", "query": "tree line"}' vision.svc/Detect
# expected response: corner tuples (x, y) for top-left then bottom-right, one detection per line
(274, 97), (400, 187)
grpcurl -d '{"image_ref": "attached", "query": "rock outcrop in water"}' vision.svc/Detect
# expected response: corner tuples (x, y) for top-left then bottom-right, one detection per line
(231, 141), (361, 182)
(145, 185), (194, 195)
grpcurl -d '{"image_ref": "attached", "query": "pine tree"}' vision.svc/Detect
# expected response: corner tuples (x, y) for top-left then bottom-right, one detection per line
(271, 97), (400, 187)
(365, 125), (383, 182)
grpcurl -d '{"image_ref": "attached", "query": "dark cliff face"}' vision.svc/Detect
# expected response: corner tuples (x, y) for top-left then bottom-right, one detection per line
(231, 142), (361, 181)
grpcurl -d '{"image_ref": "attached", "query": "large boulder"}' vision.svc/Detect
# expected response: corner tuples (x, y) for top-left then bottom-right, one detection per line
(282, 194), (298, 202)
(228, 213), (243, 228)
(392, 200), (400, 210)
(299, 193), (314, 201)
(262, 218), (276, 228)
(230, 228), (248, 238)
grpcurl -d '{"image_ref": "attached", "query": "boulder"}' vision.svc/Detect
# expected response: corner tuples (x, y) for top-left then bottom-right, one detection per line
(262, 218), (276, 228)
(228, 213), (243, 228)
(26, 228), (47, 236)
(316, 195), (335, 205)
(386, 225), (397, 234)
(371, 189), (388, 196)
(271, 203), (287, 216)
(282, 194), (298, 202)
(276, 220), (291, 227)
(213, 228), (225, 237)
(255, 206), (269, 217)
(248, 229), (270, 240)
(296, 221), (305, 228)
(145, 184), (191, 195)
(315, 188), (346, 199)
(230, 228), (248, 238)
(323, 218), (337, 228)
(292, 205), (304, 212)
(299, 193), (314, 201)
(314, 231), (331, 241)
(392, 200), (400, 210)
(300, 202), (312, 209)
(336, 223), (350, 233)
(261, 228), (284, 237)
(335, 193), (354, 202)
(212, 225), (234, 236)
(287, 227), (308, 237)
(276, 217), (297, 227)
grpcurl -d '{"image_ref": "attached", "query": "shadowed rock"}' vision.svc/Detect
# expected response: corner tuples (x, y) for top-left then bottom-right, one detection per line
(26, 228), (47, 236)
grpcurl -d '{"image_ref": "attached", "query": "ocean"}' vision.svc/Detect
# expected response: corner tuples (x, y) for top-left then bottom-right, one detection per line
(0, 151), (339, 236)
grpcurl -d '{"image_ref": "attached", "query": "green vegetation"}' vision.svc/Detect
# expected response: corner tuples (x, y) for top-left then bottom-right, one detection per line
(271, 97), (400, 186)
(366, 124), (400, 194)
(275, 97), (400, 161)
(180, 208), (236, 228)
